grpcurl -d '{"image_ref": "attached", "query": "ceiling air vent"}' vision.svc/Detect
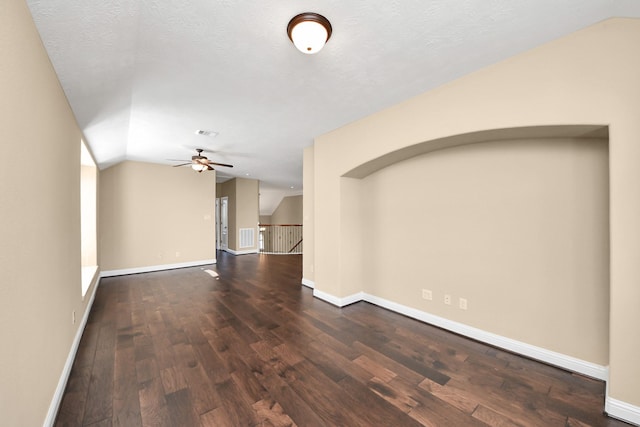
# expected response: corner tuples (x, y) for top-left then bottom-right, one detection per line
(195, 130), (218, 137)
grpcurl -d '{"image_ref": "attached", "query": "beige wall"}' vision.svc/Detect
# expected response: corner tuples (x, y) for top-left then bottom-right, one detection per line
(259, 215), (272, 224)
(235, 178), (259, 251)
(271, 195), (303, 224)
(81, 164), (98, 267)
(0, 1), (99, 425)
(362, 137), (609, 363)
(99, 161), (216, 271)
(303, 146), (315, 283)
(311, 18), (640, 408)
(219, 179), (237, 249)
(218, 178), (259, 252)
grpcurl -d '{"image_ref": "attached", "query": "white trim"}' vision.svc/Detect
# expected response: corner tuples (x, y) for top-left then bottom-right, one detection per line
(342, 292), (366, 306)
(224, 248), (259, 256)
(301, 278), (315, 288)
(361, 293), (608, 380)
(313, 289), (364, 307)
(44, 276), (100, 426)
(100, 259), (216, 277)
(606, 397), (640, 426)
(312, 289), (608, 381)
(260, 252), (303, 255)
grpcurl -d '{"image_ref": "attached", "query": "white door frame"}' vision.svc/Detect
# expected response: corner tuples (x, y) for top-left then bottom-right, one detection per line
(215, 198), (221, 250)
(220, 196), (229, 251)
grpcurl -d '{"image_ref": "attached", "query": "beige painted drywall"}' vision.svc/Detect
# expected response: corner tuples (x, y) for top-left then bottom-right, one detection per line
(271, 195), (303, 225)
(311, 18), (640, 408)
(303, 146), (315, 283)
(219, 179), (237, 249)
(259, 215), (272, 224)
(99, 161), (216, 271)
(362, 138), (609, 363)
(81, 164), (98, 267)
(0, 1), (99, 425)
(218, 178), (259, 252)
(235, 178), (259, 251)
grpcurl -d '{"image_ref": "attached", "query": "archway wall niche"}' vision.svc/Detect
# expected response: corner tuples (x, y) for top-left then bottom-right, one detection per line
(354, 131), (609, 366)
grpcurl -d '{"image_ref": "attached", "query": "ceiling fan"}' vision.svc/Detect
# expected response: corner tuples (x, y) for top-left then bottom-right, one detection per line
(171, 148), (234, 173)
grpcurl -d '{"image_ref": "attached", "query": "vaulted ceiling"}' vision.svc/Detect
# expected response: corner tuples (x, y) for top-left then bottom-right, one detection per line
(26, 0), (640, 214)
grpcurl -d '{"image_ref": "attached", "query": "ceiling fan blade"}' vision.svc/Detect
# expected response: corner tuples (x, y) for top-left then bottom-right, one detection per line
(168, 150), (232, 171)
(167, 159), (190, 162)
(208, 162), (234, 168)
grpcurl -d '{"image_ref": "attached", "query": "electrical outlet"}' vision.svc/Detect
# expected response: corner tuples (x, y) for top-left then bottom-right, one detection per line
(459, 298), (468, 310)
(422, 289), (433, 300)
(444, 294), (451, 305)
(72, 311), (76, 324)
(175, 251), (181, 258)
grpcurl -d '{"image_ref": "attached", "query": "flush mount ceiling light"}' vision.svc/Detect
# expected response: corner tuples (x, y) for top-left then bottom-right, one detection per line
(287, 12), (332, 54)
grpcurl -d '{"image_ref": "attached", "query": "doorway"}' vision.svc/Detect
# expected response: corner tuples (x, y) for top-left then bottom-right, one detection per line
(218, 196), (228, 251)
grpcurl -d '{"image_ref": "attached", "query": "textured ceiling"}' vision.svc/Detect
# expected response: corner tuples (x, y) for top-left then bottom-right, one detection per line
(26, 0), (640, 214)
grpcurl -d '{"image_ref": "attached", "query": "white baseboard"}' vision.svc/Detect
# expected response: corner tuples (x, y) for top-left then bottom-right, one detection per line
(100, 259), (216, 277)
(312, 290), (608, 381)
(224, 248), (259, 256)
(606, 397), (640, 426)
(260, 252), (302, 255)
(361, 293), (608, 380)
(301, 278), (315, 288)
(44, 275), (100, 426)
(313, 289), (364, 307)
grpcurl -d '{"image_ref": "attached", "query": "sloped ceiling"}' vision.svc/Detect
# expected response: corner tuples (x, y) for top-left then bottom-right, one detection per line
(26, 0), (640, 214)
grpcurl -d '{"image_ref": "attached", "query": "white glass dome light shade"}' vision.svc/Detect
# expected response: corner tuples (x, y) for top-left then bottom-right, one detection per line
(291, 20), (328, 54)
(287, 13), (332, 55)
(192, 163), (207, 172)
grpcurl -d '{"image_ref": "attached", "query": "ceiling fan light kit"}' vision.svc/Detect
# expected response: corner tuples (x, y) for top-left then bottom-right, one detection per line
(287, 12), (332, 54)
(191, 163), (207, 172)
(172, 148), (233, 173)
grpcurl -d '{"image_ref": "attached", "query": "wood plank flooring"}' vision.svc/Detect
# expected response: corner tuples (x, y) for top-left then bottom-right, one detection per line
(55, 252), (629, 426)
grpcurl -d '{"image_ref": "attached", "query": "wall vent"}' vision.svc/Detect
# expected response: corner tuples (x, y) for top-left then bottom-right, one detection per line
(239, 228), (255, 248)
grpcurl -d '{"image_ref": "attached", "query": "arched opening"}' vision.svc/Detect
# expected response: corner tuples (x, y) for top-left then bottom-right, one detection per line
(345, 125), (609, 366)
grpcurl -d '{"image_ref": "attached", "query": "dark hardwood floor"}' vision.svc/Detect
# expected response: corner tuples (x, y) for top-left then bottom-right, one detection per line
(55, 252), (629, 426)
